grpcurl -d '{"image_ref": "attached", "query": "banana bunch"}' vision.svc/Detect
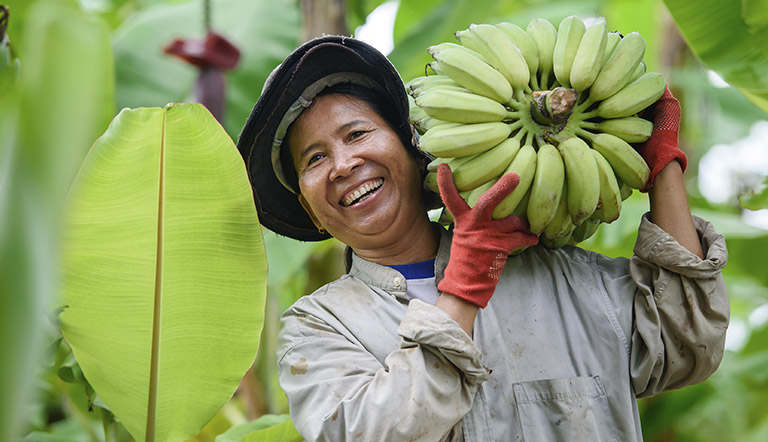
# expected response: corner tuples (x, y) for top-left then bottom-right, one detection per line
(408, 17), (665, 248)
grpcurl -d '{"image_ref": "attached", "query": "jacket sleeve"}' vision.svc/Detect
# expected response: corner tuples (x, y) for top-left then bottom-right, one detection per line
(277, 298), (489, 442)
(628, 213), (730, 397)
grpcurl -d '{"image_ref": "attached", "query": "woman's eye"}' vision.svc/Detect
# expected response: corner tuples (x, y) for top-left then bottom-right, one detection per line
(349, 130), (368, 140)
(307, 153), (323, 166)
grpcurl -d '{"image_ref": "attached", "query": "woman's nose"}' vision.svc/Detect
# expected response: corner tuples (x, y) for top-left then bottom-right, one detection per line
(329, 149), (363, 181)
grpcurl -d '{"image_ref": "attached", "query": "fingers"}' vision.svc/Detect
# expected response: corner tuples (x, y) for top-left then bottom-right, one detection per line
(437, 163), (469, 216)
(474, 172), (520, 218)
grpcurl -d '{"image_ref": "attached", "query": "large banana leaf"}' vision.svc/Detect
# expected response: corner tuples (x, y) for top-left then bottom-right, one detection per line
(0, 0), (114, 439)
(664, 0), (768, 113)
(59, 103), (267, 442)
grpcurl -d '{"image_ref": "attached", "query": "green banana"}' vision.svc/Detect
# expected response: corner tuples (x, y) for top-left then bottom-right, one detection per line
(580, 131), (650, 189)
(419, 121), (513, 157)
(452, 136), (522, 191)
(581, 116), (653, 143)
(591, 149), (622, 223)
(589, 31), (646, 102)
(619, 179), (633, 200)
(406, 74), (462, 93)
(424, 171), (439, 193)
(571, 214), (601, 243)
(527, 143), (565, 234)
(526, 18), (558, 88)
(557, 136), (600, 225)
(429, 45), (513, 103)
(462, 23), (530, 91)
(569, 17), (607, 92)
(409, 83), (471, 99)
(542, 180), (575, 240)
(628, 60), (646, 83)
(495, 22), (540, 89)
(465, 179), (496, 207)
(541, 230), (574, 248)
(601, 31), (622, 66)
(593, 72), (666, 119)
(552, 16), (586, 88)
(414, 88), (515, 123)
(426, 152), (478, 173)
(491, 143), (538, 219)
(428, 42), (489, 64)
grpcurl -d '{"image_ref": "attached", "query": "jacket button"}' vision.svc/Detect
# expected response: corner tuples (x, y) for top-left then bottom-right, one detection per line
(393, 277), (402, 287)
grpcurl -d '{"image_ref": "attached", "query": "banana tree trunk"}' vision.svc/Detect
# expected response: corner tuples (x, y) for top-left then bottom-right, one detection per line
(301, 0), (348, 43)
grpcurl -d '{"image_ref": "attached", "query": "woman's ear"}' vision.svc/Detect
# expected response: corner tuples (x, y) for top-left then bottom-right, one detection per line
(298, 194), (325, 233)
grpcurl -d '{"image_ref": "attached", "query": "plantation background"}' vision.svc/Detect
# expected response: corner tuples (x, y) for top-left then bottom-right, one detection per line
(2, 0), (768, 441)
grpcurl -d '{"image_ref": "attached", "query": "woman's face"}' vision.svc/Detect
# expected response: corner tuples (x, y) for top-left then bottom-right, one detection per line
(288, 93), (427, 252)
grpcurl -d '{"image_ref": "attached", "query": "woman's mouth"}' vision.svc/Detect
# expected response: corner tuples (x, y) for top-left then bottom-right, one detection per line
(342, 178), (384, 207)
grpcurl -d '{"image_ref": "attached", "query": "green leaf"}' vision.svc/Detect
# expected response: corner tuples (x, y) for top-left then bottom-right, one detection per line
(663, 0), (768, 113)
(0, 0), (115, 439)
(59, 103), (267, 442)
(215, 414), (303, 442)
(739, 177), (768, 210)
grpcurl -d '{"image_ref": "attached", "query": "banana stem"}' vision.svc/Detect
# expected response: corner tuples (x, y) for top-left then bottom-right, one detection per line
(507, 119), (524, 133)
(576, 128), (595, 140)
(575, 95), (596, 113)
(579, 121), (599, 130)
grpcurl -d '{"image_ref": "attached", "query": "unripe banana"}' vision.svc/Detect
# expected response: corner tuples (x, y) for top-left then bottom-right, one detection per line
(414, 88), (515, 123)
(553, 16), (586, 88)
(527, 143), (565, 234)
(580, 131), (650, 189)
(526, 18), (558, 88)
(412, 116), (459, 134)
(424, 171), (439, 193)
(426, 152), (477, 173)
(406, 74), (462, 93)
(495, 22), (540, 88)
(591, 149), (622, 223)
(593, 72), (666, 118)
(429, 46), (514, 103)
(601, 31), (622, 66)
(619, 179), (633, 200)
(569, 18), (608, 92)
(571, 214), (601, 243)
(557, 136), (600, 225)
(452, 136), (522, 191)
(491, 143), (537, 219)
(581, 116), (653, 143)
(419, 121), (512, 157)
(428, 42), (489, 64)
(409, 83), (471, 99)
(628, 60), (646, 83)
(462, 23), (530, 91)
(464, 179), (495, 207)
(589, 31), (646, 102)
(541, 230), (574, 248)
(542, 180), (574, 240)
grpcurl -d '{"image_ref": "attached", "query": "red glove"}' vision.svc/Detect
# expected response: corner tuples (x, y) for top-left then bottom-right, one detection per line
(636, 86), (687, 192)
(436, 164), (539, 308)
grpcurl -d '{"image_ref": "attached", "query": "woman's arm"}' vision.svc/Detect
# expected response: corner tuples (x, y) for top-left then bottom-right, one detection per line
(648, 161), (704, 259)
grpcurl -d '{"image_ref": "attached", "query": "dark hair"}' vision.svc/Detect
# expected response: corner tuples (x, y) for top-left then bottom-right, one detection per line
(279, 83), (417, 193)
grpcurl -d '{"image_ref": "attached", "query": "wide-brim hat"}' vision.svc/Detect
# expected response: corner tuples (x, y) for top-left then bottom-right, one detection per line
(236, 35), (419, 242)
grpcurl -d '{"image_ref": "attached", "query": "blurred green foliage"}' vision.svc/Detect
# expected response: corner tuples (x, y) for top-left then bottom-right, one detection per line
(2, 0), (767, 440)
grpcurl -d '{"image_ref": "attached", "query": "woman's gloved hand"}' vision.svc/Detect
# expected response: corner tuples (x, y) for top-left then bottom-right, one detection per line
(636, 86), (688, 192)
(436, 164), (539, 308)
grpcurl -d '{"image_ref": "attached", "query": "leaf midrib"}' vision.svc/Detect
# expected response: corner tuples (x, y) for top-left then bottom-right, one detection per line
(145, 108), (166, 442)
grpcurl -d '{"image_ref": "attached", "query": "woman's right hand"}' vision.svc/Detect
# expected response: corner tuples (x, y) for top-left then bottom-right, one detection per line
(436, 163), (539, 309)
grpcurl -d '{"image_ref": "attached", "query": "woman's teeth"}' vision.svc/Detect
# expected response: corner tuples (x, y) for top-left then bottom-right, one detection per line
(343, 179), (384, 207)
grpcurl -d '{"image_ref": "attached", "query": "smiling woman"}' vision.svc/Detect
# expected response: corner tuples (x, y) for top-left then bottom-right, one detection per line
(235, 35), (730, 442)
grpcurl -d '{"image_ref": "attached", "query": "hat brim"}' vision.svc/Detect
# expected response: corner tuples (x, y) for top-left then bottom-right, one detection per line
(237, 36), (412, 241)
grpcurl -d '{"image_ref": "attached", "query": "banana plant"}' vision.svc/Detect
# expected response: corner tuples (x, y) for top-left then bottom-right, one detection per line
(59, 103), (267, 442)
(663, 0), (768, 113)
